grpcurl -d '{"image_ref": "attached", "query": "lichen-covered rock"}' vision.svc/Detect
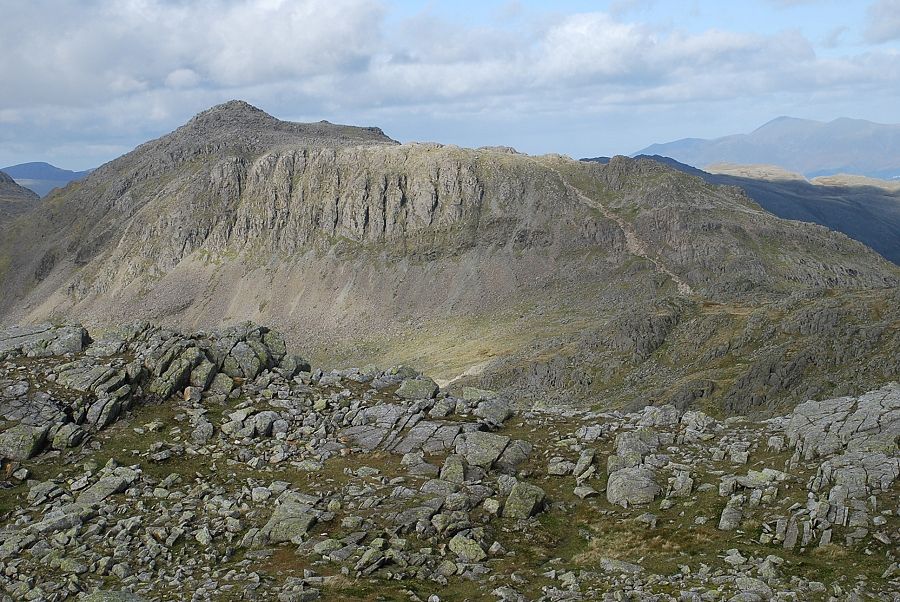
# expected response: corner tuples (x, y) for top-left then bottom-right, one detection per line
(448, 533), (486, 562)
(83, 592), (146, 602)
(786, 384), (900, 459)
(503, 481), (545, 519)
(455, 430), (509, 469)
(606, 466), (661, 508)
(396, 377), (439, 400)
(0, 423), (48, 460)
(0, 324), (88, 358)
(261, 494), (319, 544)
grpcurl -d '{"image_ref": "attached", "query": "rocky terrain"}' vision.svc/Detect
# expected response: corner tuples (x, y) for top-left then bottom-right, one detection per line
(0, 323), (897, 601)
(0, 101), (898, 414)
(0, 171), (39, 223)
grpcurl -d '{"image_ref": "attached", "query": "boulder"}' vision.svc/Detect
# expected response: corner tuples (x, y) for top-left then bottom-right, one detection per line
(77, 476), (129, 504)
(717, 495), (744, 531)
(0, 424), (49, 461)
(474, 399), (512, 425)
(396, 377), (439, 400)
(262, 495), (319, 544)
(503, 481), (546, 519)
(455, 431), (510, 469)
(448, 533), (486, 562)
(606, 467), (660, 508)
(0, 324), (88, 358)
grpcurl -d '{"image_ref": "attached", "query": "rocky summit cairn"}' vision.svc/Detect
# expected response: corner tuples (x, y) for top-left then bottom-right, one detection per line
(0, 322), (897, 600)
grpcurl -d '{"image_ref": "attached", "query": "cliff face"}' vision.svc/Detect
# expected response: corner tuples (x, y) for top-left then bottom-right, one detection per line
(1, 102), (898, 414)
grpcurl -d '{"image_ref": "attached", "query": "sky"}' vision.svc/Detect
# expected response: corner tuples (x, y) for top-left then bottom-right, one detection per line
(1, 0), (899, 170)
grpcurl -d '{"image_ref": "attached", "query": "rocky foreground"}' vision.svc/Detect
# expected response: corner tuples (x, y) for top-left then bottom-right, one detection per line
(0, 324), (897, 601)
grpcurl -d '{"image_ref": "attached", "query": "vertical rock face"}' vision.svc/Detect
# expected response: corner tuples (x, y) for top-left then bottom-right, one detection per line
(0, 101), (898, 411)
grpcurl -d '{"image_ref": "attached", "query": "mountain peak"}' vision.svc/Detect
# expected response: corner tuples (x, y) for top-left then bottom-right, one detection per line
(158, 100), (397, 153)
(188, 100), (274, 125)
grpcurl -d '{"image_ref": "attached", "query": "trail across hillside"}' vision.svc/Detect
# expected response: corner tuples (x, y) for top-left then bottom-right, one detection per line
(550, 166), (695, 296)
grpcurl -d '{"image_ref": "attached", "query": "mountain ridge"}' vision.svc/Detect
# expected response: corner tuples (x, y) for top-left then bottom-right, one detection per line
(597, 155), (900, 265)
(1, 102), (898, 415)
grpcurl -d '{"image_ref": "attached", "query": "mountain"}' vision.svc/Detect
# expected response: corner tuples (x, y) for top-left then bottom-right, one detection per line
(0, 170), (39, 222)
(636, 117), (900, 178)
(597, 156), (900, 265)
(0, 161), (93, 197)
(1, 100), (899, 416)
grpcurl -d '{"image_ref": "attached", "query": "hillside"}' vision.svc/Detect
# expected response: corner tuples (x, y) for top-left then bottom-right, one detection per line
(603, 156), (900, 265)
(0, 170), (39, 222)
(636, 117), (900, 178)
(1, 101), (899, 416)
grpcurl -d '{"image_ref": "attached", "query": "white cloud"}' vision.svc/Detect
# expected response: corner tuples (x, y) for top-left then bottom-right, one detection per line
(0, 0), (383, 107)
(165, 69), (201, 89)
(0, 0), (898, 169)
(866, 0), (900, 43)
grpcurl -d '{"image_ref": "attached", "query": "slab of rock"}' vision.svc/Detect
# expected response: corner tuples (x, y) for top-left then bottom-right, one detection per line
(474, 399), (512, 425)
(786, 384), (900, 459)
(83, 592), (147, 602)
(455, 430), (510, 469)
(503, 481), (546, 519)
(462, 387), (497, 401)
(599, 558), (644, 574)
(718, 495), (744, 531)
(0, 424), (48, 460)
(0, 323), (88, 358)
(606, 467), (660, 508)
(77, 476), (129, 504)
(448, 533), (486, 562)
(396, 377), (439, 400)
(262, 495), (318, 544)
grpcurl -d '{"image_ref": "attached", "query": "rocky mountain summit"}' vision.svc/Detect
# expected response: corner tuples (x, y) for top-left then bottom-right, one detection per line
(0, 171), (39, 223)
(0, 323), (897, 601)
(0, 101), (898, 413)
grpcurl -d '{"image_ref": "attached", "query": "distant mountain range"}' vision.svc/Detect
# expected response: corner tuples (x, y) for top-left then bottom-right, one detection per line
(582, 155), (900, 265)
(0, 162), (92, 197)
(636, 117), (900, 179)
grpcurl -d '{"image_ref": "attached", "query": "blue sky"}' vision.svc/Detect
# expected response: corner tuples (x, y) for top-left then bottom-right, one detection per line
(1, 0), (898, 170)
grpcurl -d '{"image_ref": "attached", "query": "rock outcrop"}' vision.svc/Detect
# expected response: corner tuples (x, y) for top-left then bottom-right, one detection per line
(0, 326), (897, 600)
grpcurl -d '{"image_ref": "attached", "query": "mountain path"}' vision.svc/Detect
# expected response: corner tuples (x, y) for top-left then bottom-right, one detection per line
(550, 166), (695, 296)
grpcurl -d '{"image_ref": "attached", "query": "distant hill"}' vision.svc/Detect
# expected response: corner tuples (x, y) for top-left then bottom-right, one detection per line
(0, 171), (40, 223)
(635, 117), (900, 179)
(583, 155), (900, 265)
(0, 162), (92, 197)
